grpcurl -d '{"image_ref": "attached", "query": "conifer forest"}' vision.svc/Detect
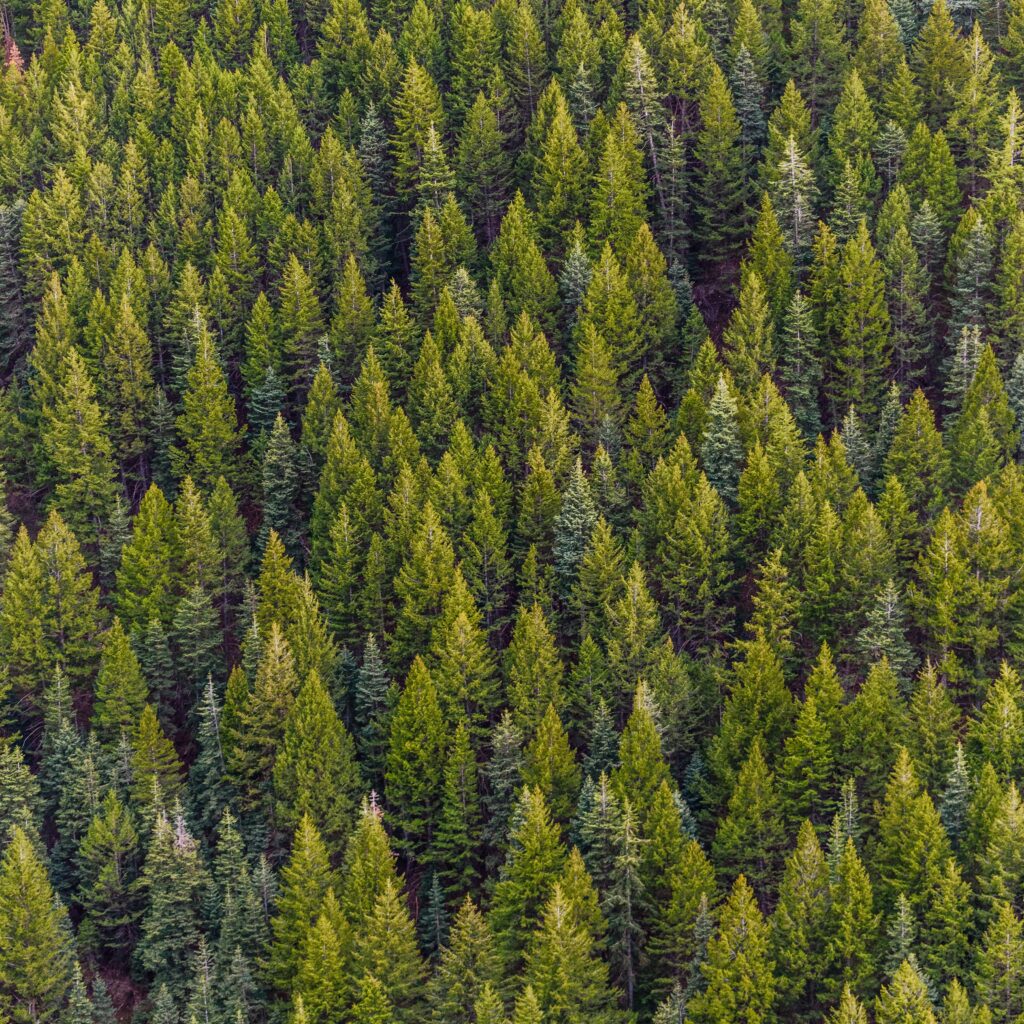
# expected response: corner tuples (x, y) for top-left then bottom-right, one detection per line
(12, 0), (1024, 1018)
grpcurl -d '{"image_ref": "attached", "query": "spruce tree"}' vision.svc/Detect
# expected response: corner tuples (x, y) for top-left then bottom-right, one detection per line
(700, 377), (744, 504)
(552, 459), (597, 603)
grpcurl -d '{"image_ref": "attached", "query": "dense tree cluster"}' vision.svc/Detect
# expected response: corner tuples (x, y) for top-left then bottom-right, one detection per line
(4, 0), (1024, 1018)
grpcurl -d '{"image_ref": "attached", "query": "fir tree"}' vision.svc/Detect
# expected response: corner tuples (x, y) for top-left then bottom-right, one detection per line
(273, 669), (362, 857)
(170, 329), (244, 493)
(490, 787), (568, 972)
(688, 875), (776, 1024)
(268, 814), (337, 993)
(76, 790), (142, 960)
(136, 811), (206, 1003)
(41, 350), (117, 549)
(435, 720), (483, 898)
(0, 827), (74, 1024)
(385, 657), (445, 867)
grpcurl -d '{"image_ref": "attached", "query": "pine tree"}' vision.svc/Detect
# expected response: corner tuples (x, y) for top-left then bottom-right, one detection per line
(884, 226), (930, 389)
(921, 856), (972, 986)
(948, 215), (996, 346)
(778, 290), (822, 439)
(771, 137), (818, 264)
(779, 694), (836, 832)
(666, 474), (735, 654)
(604, 800), (647, 1010)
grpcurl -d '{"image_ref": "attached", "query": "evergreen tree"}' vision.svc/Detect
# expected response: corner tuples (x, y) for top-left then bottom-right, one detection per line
(170, 329), (244, 493)
(259, 414), (300, 556)
(688, 875), (776, 1024)
(875, 960), (937, 1024)
(974, 899), (1024, 1022)
(713, 738), (785, 899)
(41, 349), (118, 549)
(268, 814), (337, 993)
(0, 827), (74, 1024)
(552, 459), (597, 602)
(435, 721), (482, 898)
(349, 878), (425, 1022)
(694, 68), (751, 269)
(385, 657), (445, 867)
(428, 897), (503, 1024)
(701, 377), (744, 504)
(490, 787), (568, 972)
(273, 669), (362, 857)
(136, 811), (206, 1003)
(772, 821), (829, 1020)
(77, 790), (142, 961)
(524, 881), (622, 1024)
